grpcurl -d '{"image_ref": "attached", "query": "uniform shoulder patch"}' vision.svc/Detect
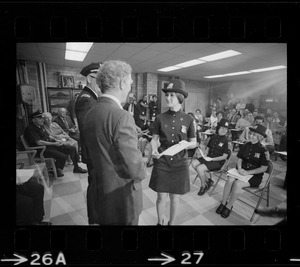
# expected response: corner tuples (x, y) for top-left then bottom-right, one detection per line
(81, 94), (90, 98)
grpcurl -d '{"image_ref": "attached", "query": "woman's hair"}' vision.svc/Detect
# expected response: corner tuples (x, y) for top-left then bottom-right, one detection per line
(195, 109), (201, 113)
(249, 129), (265, 142)
(216, 124), (228, 136)
(42, 112), (52, 119)
(96, 60), (132, 93)
(216, 110), (225, 118)
(176, 93), (184, 104)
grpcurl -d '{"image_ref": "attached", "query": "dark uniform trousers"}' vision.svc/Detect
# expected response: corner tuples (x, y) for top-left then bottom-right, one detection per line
(16, 179), (44, 225)
(44, 144), (79, 170)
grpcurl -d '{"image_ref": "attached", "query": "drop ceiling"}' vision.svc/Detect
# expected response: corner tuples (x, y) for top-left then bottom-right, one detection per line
(16, 42), (287, 82)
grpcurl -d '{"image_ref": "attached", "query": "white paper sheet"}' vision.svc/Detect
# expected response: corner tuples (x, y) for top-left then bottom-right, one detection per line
(275, 151), (287, 156)
(16, 169), (34, 184)
(158, 141), (190, 158)
(227, 168), (253, 183)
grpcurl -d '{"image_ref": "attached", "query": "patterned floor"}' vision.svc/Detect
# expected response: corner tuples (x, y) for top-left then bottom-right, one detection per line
(42, 150), (287, 225)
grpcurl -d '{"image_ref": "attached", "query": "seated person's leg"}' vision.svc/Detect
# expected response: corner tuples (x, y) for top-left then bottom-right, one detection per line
(59, 145), (87, 173)
(44, 147), (68, 176)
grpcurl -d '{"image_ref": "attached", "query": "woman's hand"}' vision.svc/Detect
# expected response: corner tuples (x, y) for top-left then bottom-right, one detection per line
(238, 168), (245, 175)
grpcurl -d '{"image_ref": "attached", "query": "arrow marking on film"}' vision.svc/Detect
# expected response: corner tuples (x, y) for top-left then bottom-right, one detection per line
(1, 253), (28, 265)
(148, 252), (175, 265)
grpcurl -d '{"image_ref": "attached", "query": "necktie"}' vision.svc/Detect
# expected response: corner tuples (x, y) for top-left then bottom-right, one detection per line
(63, 118), (69, 130)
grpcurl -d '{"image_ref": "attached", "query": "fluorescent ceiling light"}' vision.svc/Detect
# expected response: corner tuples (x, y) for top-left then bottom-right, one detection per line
(249, 65), (286, 73)
(66, 42), (93, 52)
(175, 59), (205, 68)
(204, 74), (227, 79)
(157, 66), (182, 72)
(199, 50), (241, 62)
(65, 50), (87, 61)
(225, 71), (251, 76)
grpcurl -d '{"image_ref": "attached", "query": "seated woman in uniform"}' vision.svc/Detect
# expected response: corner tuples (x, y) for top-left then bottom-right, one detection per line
(216, 124), (269, 218)
(191, 118), (230, 196)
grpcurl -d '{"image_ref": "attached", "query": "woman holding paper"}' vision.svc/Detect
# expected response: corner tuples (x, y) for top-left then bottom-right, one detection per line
(149, 78), (197, 225)
(216, 124), (269, 218)
(191, 118), (230, 196)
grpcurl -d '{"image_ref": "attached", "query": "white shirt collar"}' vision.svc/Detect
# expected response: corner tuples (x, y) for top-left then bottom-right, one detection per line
(100, 94), (123, 109)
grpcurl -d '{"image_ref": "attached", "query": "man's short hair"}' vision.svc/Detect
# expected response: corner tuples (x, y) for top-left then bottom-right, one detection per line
(96, 60), (132, 93)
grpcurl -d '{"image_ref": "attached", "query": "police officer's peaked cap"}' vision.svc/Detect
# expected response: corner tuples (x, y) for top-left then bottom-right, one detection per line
(80, 62), (102, 77)
(29, 109), (44, 119)
(162, 78), (188, 98)
(218, 118), (230, 128)
(249, 124), (267, 138)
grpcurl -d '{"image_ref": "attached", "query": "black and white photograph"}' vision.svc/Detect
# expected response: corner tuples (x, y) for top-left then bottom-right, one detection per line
(16, 42), (287, 226)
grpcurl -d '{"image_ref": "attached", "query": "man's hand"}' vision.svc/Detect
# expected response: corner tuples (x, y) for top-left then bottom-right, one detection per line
(152, 149), (160, 159)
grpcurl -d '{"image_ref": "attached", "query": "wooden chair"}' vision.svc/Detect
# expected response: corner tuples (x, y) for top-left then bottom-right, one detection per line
(20, 135), (58, 182)
(239, 160), (274, 222)
(16, 149), (50, 187)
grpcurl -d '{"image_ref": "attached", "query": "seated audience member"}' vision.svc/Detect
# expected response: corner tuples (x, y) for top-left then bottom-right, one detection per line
(24, 110), (87, 177)
(191, 119), (230, 196)
(43, 112), (78, 153)
(239, 115), (275, 157)
(272, 111), (282, 124)
(245, 97), (255, 113)
(235, 110), (254, 131)
(194, 109), (204, 126)
(138, 95), (148, 117)
(216, 124), (268, 218)
(188, 112), (200, 158)
(212, 110), (226, 130)
(54, 108), (80, 143)
(209, 108), (218, 128)
(252, 108), (259, 119)
(16, 173), (51, 225)
(264, 113), (285, 147)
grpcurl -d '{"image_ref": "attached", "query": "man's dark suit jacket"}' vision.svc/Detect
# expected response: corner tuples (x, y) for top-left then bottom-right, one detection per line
(123, 102), (140, 125)
(75, 86), (98, 163)
(83, 96), (146, 225)
(54, 115), (80, 141)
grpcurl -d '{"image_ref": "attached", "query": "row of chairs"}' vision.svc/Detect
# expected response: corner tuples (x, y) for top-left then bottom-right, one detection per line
(18, 135), (58, 187)
(189, 147), (274, 222)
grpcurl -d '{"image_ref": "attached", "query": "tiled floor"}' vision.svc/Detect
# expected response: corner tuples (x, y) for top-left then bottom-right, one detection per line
(42, 150), (287, 225)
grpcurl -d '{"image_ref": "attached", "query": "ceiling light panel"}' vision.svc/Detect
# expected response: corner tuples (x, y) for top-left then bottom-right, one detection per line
(66, 42), (93, 52)
(199, 50), (242, 62)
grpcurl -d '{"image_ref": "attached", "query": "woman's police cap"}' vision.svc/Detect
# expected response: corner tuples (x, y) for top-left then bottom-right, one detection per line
(162, 78), (188, 98)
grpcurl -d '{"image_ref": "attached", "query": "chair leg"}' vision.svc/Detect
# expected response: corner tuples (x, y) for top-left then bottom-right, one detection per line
(193, 174), (199, 184)
(209, 173), (222, 196)
(250, 188), (268, 222)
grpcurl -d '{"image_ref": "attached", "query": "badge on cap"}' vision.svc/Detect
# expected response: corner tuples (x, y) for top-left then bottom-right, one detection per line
(254, 153), (260, 158)
(181, 125), (187, 133)
(82, 94), (90, 98)
(225, 122), (229, 126)
(167, 83), (173, 89)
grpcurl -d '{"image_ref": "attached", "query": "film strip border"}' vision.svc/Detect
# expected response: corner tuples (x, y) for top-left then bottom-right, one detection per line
(4, 226), (291, 265)
(0, 3), (297, 41)
(2, 2), (300, 265)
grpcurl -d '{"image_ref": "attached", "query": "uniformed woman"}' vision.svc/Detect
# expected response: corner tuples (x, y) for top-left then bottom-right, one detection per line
(191, 118), (230, 196)
(149, 79), (197, 225)
(216, 124), (269, 218)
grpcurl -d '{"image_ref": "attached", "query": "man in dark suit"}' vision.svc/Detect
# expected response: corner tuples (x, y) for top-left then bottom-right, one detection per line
(83, 60), (146, 225)
(54, 108), (80, 142)
(75, 62), (102, 224)
(123, 92), (141, 125)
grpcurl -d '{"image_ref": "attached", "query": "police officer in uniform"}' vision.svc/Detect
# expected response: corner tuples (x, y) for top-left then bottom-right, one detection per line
(75, 62), (102, 224)
(216, 124), (269, 218)
(191, 118), (230, 196)
(149, 78), (197, 225)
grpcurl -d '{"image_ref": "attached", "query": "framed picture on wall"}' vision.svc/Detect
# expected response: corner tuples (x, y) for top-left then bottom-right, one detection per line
(61, 75), (75, 88)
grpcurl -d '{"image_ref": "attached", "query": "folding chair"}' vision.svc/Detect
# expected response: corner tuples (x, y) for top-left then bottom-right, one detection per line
(192, 149), (232, 194)
(239, 160), (274, 222)
(20, 134), (57, 181)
